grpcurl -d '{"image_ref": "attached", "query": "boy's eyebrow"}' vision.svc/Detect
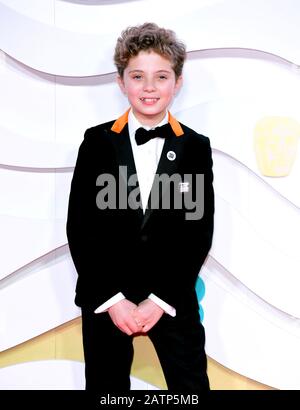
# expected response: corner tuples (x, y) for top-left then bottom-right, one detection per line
(128, 70), (143, 73)
(128, 69), (172, 74)
(156, 69), (172, 73)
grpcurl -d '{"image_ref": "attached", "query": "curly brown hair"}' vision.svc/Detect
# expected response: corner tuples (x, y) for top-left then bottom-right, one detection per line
(114, 22), (186, 79)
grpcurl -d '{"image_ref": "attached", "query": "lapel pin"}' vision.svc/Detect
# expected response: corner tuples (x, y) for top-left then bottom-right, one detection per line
(179, 182), (190, 193)
(167, 150), (176, 161)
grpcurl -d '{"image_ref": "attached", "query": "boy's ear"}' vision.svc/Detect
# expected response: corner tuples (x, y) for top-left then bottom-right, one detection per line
(117, 75), (126, 95)
(174, 75), (183, 94)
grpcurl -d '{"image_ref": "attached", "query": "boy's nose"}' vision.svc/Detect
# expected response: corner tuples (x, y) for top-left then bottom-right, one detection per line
(143, 80), (156, 92)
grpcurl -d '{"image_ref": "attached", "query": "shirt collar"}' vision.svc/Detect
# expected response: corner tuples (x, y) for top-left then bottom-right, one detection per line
(111, 107), (184, 137)
(128, 109), (169, 141)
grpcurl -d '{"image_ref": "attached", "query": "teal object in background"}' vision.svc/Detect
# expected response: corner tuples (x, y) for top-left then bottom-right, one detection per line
(195, 277), (205, 322)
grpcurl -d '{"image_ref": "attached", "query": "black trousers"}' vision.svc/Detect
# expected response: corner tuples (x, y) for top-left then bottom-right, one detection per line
(81, 303), (209, 392)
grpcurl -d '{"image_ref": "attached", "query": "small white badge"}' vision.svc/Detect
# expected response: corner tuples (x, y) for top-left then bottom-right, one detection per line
(179, 182), (190, 193)
(167, 150), (176, 161)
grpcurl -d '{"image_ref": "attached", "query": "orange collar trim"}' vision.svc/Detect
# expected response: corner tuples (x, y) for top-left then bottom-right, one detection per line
(168, 111), (184, 137)
(111, 108), (184, 137)
(111, 108), (131, 134)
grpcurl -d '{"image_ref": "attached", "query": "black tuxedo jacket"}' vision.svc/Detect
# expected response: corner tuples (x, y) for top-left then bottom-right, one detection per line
(66, 110), (214, 314)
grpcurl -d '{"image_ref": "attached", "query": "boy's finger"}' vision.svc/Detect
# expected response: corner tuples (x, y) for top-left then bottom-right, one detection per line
(128, 319), (141, 334)
(121, 325), (133, 336)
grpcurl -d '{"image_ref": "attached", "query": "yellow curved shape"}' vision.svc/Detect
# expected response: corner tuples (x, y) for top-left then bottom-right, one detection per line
(254, 116), (300, 177)
(0, 318), (273, 389)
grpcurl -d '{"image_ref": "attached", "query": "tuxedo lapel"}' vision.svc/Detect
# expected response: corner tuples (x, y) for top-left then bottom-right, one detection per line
(110, 109), (185, 230)
(109, 123), (143, 221)
(141, 132), (185, 230)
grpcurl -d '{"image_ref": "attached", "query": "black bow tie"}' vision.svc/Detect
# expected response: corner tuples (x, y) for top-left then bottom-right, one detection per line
(135, 123), (172, 146)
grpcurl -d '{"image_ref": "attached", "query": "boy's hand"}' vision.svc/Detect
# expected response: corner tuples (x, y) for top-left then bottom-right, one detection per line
(133, 299), (164, 333)
(108, 299), (143, 335)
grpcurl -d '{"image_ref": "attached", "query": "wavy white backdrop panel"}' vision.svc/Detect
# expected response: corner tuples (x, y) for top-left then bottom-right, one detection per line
(0, 361), (157, 390)
(1, 0), (300, 75)
(0, 0), (300, 390)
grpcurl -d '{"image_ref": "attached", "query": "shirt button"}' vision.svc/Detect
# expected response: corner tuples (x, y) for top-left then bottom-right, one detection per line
(141, 234), (148, 242)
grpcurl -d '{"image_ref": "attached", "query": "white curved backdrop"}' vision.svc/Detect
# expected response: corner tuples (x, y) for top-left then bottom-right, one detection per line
(0, 0), (299, 390)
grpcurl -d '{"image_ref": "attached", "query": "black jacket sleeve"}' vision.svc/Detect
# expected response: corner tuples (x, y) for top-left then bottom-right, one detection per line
(66, 129), (123, 309)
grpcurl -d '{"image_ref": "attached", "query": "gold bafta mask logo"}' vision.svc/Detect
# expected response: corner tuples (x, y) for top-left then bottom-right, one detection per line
(254, 116), (300, 177)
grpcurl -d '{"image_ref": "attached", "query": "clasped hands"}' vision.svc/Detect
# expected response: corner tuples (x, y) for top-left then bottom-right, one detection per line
(108, 298), (164, 336)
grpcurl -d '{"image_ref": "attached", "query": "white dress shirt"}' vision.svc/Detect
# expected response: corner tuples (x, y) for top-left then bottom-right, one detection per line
(94, 109), (176, 317)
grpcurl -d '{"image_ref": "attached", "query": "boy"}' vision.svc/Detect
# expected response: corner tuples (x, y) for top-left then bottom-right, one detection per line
(66, 22), (214, 392)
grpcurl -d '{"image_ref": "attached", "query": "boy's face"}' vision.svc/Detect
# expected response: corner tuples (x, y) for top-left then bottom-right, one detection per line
(117, 50), (182, 126)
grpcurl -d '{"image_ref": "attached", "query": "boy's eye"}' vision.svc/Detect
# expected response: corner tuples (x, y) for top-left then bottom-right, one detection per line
(133, 75), (142, 80)
(159, 75), (167, 80)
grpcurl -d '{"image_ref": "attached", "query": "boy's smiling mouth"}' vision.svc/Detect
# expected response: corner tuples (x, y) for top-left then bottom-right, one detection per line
(140, 97), (160, 103)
